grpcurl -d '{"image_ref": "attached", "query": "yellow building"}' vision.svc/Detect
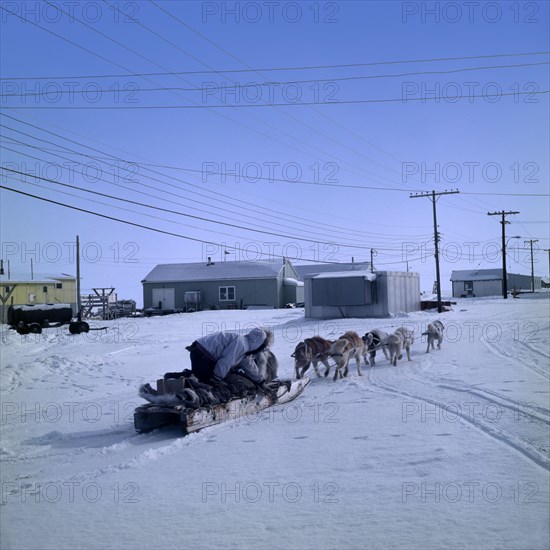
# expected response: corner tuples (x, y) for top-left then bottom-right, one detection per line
(0, 276), (77, 323)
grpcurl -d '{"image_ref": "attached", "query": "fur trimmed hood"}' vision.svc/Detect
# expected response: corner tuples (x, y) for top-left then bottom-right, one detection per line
(244, 328), (268, 353)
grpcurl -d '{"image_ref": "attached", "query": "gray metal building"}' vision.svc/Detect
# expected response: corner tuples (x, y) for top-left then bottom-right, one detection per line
(142, 259), (303, 311)
(304, 270), (420, 319)
(450, 269), (542, 298)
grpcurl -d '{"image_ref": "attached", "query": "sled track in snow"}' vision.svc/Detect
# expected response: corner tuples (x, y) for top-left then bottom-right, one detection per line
(0, 364), (23, 395)
(393, 358), (550, 423)
(480, 338), (550, 380)
(436, 384), (550, 425)
(0, 427), (198, 493)
(366, 368), (550, 473)
(517, 339), (550, 375)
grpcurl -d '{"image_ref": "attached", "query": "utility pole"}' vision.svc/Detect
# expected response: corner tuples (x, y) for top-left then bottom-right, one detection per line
(410, 189), (459, 313)
(524, 239), (539, 292)
(370, 248), (377, 273)
(76, 235), (82, 322)
(487, 211), (519, 299)
(544, 250), (550, 282)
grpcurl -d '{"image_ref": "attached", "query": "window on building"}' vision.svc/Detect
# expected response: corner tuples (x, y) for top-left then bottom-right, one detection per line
(28, 293), (35, 303)
(4, 286), (9, 293)
(464, 281), (473, 292)
(219, 286), (236, 301)
(42, 286), (48, 293)
(56, 283), (62, 289)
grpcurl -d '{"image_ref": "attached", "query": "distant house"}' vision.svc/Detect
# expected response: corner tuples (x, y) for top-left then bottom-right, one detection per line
(304, 269), (420, 319)
(141, 259), (303, 311)
(450, 269), (542, 298)
(0, 275), (77, 323)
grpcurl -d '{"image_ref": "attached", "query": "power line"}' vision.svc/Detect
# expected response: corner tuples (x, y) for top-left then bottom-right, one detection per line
(147, 1), (544, 208)
(2, 140), (385, 245)
(0, 184), (316, 263)
(3, 51), (548, 80)
(0, 0), (470, 205)
(104, 0), (423, 193)
(1, 133), (414, 193)
(1, 185), (431, 265)
(6, 132), (546, 205)
(3, 3), (546, 210)
(5, 90), (547, 109)
(3, 61), (547, 98)
(3, 1), (400, 194)
(3, 2), (532, 205)
(0, 113), (436, 239)
(0, 121), (433, 242)
(1, 167), (401, 251)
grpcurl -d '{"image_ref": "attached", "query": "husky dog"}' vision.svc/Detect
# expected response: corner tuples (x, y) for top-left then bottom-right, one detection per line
(422, 320), (444, 353)
(292, 336), (333, 379)
(361, 329), (390, 366)
(253, 329), (278, 382)
(386, 327), (415, 367)
(328, 331), (364, 381)
(255, 349), (279, 381)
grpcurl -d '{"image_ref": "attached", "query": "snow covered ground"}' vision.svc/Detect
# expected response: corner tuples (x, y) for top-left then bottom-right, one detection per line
(1, 294), (549, 550)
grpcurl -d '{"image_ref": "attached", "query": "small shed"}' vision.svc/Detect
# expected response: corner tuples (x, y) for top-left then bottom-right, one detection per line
(304, 270), (420, 319)
(142, 259), (302, 311)
(450, 269), (542, 298)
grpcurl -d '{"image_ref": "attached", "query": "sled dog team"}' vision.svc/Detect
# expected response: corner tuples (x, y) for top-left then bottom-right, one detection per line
(292, 320), (445, 381)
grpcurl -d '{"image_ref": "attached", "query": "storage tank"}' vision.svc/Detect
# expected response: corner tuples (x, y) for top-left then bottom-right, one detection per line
(8, 304), (73, 327)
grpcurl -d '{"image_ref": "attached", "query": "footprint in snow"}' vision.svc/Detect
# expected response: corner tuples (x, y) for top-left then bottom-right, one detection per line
(352, 436), (369, 440)
(293, 436), (308, 440)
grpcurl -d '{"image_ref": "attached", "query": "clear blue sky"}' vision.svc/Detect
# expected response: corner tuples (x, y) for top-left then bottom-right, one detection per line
(1, 0), (549, 304)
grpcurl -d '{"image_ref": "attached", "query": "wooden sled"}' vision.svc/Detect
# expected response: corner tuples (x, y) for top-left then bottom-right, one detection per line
(134, 377), (310, 434)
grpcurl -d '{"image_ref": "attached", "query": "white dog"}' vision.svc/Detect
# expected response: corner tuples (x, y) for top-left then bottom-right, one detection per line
(386, 327), (414, 367)
(422, 320), (444, 353)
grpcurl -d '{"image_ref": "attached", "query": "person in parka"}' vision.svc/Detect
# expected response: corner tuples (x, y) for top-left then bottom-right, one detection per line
(167, 328), (273, 396)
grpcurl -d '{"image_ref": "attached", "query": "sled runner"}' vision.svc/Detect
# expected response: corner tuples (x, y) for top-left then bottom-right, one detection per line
(134, 377), (310, 434)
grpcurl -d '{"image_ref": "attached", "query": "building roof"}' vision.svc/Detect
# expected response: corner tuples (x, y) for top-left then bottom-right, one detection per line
(294, 262), (371, 280)
(450, 269), (504, 282)
(312, 270), (377, 281)
(450, 269), (538, 282)
(0, 275), (76, 284)
(142, 260), (287, 284)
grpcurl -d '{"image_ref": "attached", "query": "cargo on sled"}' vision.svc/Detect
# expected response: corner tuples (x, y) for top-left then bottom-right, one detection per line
(134, 376), (310, 434)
